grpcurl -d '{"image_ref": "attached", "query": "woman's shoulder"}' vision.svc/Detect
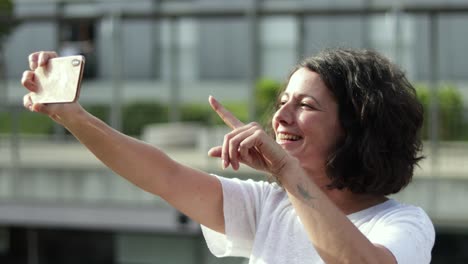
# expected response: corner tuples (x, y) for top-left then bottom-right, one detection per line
(381, 199), (431, 220)
(214, 175), (287, 202)
(351, 199), (435, 246)
(356, 199), (434, 235)
(216, 175), (284, 192)
(350, 198), (432, 225)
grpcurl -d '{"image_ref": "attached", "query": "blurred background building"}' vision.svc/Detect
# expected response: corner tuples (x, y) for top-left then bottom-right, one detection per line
(0, 0), (468, 263)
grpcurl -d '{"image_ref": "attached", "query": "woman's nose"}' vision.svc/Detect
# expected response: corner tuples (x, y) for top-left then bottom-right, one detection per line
(273, 102), (294, 126)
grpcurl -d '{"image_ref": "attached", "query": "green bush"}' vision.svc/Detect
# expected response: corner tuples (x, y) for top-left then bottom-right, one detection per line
(416, 84), (466, 141)
(84, 104), (110, 123)
(20, 112), (53, 134)
(0, 110), (54, 135)
(181, 103), (212, 125)
(180, 101), (249, 126)
(81, 101), (249, 136)
(0, 112), (11, 133)
(5, 80), (464, 142)
(121, 101), (249, 135)
(122, 101), (169, 136)
(212, 101), (249, 125)
(0, 0), (14, 42)
(256, 78), (282, 127)
(119, 100), (251, 135)
(415, 85), (430, 139)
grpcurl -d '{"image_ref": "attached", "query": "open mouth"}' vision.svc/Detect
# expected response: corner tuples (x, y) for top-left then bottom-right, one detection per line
(276, 133), (302, 142)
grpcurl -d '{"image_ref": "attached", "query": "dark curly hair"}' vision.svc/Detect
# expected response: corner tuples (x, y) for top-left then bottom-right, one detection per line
(279, 48), (424, 196)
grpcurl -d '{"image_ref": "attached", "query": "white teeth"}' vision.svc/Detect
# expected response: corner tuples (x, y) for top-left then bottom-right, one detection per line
(277, 133), (301, 141)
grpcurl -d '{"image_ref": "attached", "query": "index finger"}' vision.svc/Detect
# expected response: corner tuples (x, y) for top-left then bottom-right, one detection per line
(28, 52), (40, 70)
(28, 51), (58, 70)
(209, 96), (244, 129)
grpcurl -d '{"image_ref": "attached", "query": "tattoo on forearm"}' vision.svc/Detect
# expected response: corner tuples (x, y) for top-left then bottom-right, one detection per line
(297, 184), (316, 208)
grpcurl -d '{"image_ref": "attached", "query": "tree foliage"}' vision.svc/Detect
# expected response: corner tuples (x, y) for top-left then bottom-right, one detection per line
(0, 0), (14, 43)
(416, 84), (466, 140)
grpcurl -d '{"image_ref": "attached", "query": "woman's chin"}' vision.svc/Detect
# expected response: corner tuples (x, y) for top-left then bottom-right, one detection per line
(278, 140), (303, 152)
(282, 147), (302, 159)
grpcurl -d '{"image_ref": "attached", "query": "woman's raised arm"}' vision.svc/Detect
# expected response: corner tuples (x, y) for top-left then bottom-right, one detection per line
(21, 51), (225, 234)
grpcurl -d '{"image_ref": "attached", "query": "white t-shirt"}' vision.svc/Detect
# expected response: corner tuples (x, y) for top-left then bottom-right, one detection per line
(201, 176), (435, 264)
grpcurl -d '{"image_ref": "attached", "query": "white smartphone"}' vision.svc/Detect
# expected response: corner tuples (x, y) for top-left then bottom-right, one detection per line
(31, 55), (86, 104)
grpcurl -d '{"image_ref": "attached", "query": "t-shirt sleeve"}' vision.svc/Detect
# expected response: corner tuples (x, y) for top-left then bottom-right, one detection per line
(201, 176), (270, 258)
(367, 206), (435, 264)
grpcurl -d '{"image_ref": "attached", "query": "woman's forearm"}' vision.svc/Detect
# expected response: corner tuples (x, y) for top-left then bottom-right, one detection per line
(61, 108), (225, 232)
(280, 162), (395, 264)
(60, 107), (178, 196)
(22, 51), (225, 232)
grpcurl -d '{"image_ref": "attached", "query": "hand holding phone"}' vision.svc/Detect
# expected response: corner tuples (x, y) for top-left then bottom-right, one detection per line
(30, 55), (85, 104)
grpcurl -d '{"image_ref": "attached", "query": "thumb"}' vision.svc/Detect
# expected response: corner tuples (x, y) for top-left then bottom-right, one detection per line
(31, 103), (50, 115)
(32, 103), (65, 125)
(208, 146), (222, 158)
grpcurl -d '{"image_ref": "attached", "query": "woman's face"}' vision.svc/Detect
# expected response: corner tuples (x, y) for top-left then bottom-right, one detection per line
(272, 67), (343, 172)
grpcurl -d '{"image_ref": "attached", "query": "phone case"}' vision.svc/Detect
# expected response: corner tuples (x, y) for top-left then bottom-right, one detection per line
(31, 55), (85, 104)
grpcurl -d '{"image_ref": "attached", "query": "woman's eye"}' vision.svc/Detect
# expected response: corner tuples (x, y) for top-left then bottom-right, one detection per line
(277, 100), (287, 107)
(300, 103), (314, 109)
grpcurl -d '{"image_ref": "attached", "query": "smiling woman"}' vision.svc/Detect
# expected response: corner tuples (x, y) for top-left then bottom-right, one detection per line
(272, 68), (343, 179)
(21, 48), (434, 264)
(203, 49), (434, 264)
(297, 50), (425, 196)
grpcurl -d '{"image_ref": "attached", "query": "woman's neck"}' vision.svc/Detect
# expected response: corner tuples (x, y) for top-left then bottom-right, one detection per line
(324, 188), (388, 215)
(304, 167), (387, 215)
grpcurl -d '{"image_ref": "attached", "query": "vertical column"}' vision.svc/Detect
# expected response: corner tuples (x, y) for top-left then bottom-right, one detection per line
(0, 41), (7, 107)
(296, 14), (305, 61)
(169, 16), (181, 122)
(27, 229), (39, 264)
(53, 1), (66, 141)
(428, 12), (439, 171)
(151, 0), (162, 79)
(247, 0), (260, 121)
(392, 6), (403, 65)
(110, 11), (123, 131)
(362, 0), (372, 49)
(192, 235), (204, 264)
(10, 106), (21, 198)
(428, 12), (439, 213)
